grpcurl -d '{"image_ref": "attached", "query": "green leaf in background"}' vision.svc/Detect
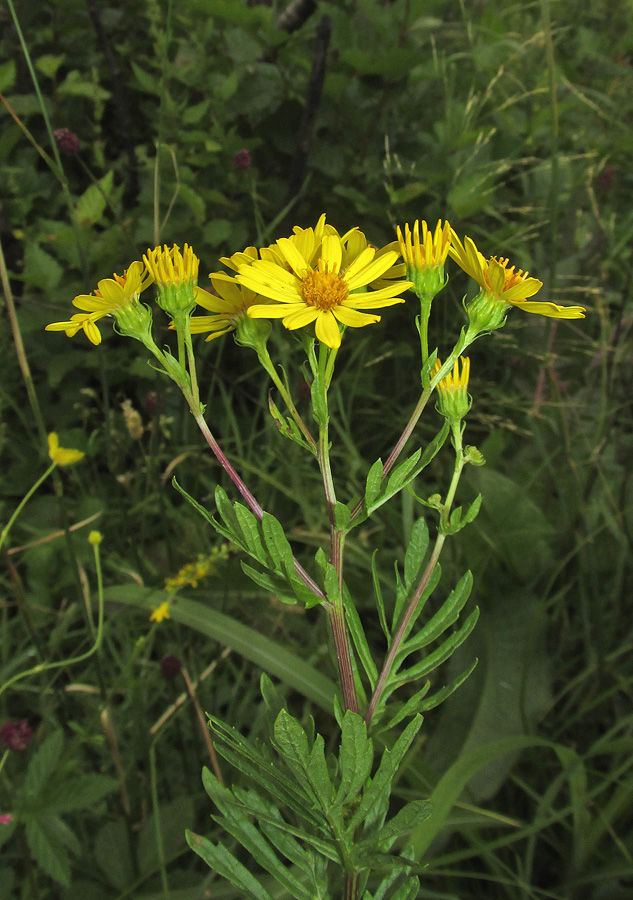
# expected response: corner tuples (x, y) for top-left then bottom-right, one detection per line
(23, 243), (63, 290)
(105, 585), (336, 710)
(23, 730), (64, 801)
(94, 820), (135, 891)
(72, 171), (114, 227)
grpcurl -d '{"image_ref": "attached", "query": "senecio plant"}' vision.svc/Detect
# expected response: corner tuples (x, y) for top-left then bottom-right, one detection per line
(47, 216), (584, 899)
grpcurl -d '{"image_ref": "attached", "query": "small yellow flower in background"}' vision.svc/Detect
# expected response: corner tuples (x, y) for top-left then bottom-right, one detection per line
(88, 530), (103, 546)
(449, 232), (586, 319)
(47, 433), (85, 467)
(150, 601), (171, 623)
(397, 219), (452, 297)
(46, 261), (153, 345)
(165, 547), (229, 592)
(238, 221), (413, 349)
(189, 274), (259, 341)
(431, 357), (471, 422)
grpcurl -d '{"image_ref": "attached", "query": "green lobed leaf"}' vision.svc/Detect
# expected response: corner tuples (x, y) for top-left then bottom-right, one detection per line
(186, 830), (275, 900)
(390, 608), (480, 687)
(41, 774), (118, 813)
(23, 731), (64, 800)
(272, 710), (313, 794)
(208, 720), (316, 819)
(349, 716), (423, 833)
(202, 771), (313, 900)
(354, 800), (431, 857)
(399, 570), (473, 656)
(335, 712), (374, 807)
(377, 683), (431, 733)
(24, 815), (73, 886)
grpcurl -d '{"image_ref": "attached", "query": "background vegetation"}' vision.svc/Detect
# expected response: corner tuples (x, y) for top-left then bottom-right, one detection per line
(1, 0), (632, 897)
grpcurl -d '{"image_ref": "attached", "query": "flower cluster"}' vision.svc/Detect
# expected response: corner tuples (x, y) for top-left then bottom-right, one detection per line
(46, 216), (585, 355)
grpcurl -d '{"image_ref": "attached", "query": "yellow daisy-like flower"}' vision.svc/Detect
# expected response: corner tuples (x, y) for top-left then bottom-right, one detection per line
(449, 231), (585, 319)
(398, 219), (452, 271)
(46, 261), (153, 345)
(431, 357), (471, 422)
(144, 243), (199, 286)
(189, 273), (259, 341)
(47, 432), (85, 467)
(238, 229), (413, 349)
(150, 601), (171, 623)
(397, 219), (451, 298)
(143, 244), (199, 314)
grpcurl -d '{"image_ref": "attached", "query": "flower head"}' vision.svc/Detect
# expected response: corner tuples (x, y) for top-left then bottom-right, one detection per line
(0, 814), (13, 825)
(397, 219), (451, 297)
(150, 601), (171, 623)
(238, 222), (413, 349)
(46, 261), (153, 345)
(432, 357), (471, 422)
(0, 720), (33, 752)
(48, 433), (85, 467)
(449, 232), (585, 319)
(143, 243), (200, 315)
(189, 273), (259, 342)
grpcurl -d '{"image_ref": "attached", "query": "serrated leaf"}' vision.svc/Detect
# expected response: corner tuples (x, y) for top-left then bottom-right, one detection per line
(355, 800), (431, 856)
(202, 772), (313, 900)
(187, 830), (275, 900)
(234, 504), (270, 564)
(335, 712), (373, 807)
(209, 719), (315, 819)
(349, 716), (423, 833)
(23, 731), (64, 800)
(323, 562), (341, 605)
(307, 734), (335, 808)
(261, 513), (294, 570)
(273, 710), (310, 774)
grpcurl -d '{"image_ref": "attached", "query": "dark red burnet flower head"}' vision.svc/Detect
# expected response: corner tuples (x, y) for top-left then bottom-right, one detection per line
(53, 128), (80, 155)
(160, 655), (182, 679)
(233, 149), (251, 171)
(0, 720), (33, 752)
